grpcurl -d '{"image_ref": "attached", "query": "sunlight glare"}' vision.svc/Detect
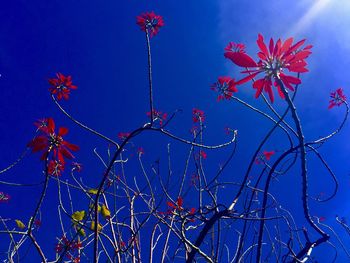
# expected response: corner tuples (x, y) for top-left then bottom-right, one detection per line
(288, 0), (332, 36)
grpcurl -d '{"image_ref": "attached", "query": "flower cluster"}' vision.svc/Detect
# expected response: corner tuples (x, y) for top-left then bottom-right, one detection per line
(328, 88), (346, 109)
(48, 160), (64, 176)
(71, 162), (83, 172)
(196, 150), (207, 160)
(137, 147), (145, 155)
(49, 73), (77, 100)
(167, 197), (184, 212)
(0, 192), (10, 203)
(263, 150), (275, 160)
(255, 150), (275, 164)
(160, 197), (196, 221)
(225, 34), (312, 102)
(210, 76), (238, 101)
(146, 109), (168, 125)
(55, 236), (82, 262)
(192, 108), (205, 123)
(117, 132), (131, 141)
(136, 11), (164, 37)
(190, 173), (199, 187)
(28, 118), (79, 172)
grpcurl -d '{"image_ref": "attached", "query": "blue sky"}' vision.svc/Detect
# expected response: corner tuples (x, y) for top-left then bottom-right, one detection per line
(1, 0), (350, 261)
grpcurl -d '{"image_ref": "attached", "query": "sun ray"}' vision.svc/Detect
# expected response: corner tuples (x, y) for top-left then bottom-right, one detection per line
(288, 0), (332, 36)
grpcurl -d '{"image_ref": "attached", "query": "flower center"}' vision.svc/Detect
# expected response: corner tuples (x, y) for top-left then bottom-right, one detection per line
(146, 18), (158, 29)
(49, 133), (63, 147)
(57, 84), (67, 91)
(262, 58), (284, 77)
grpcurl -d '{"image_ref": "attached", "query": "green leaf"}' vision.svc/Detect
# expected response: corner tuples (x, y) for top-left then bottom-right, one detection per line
(72, 210), (85, 222)
(15, 219), (26, 229)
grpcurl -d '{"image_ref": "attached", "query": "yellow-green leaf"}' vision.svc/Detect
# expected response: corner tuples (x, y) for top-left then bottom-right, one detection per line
(15, 219), (26, 229)
(72, 210), (85, 222)
(101, 204), (111, 219)
(78, 228), (86, 237)
(87, 189), (98, 195)
(90, 221), (102, 232)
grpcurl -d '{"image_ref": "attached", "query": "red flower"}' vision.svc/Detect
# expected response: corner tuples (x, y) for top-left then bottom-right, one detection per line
(188, 207), (197, 222)
(190, 173), (199, 186)
(210, 76), (238, 101)
(225, 34), (312, 102)
(71, 162), (83, 172)
(167, 197), (184, 211)
(190, 126), (199, 135)
(55, 236), (82, 261)
(49, 73), (77, 100)
(0, 192), (10, 203)
(224, 126), (235, 135)
(192, 108), (205, 123)
(199, 150), (207, 159)
(28, 118), (79, 164)
(34, 219), (41, 227)
(117, 132), (130, 141)
(136, 11), (164, 37)
(162, 197), (196, 220)
(137, 147), (145, 155)
(328, 88), (346, 109)
(146, 109), (168, 125)
(224, 42), (257, 68)
(48, 160), (64, 176)
(34, 118), (50, 133)
(263, 150), (275, 161)
(119, 240), (126, 248)
(55, 236), (82, 252)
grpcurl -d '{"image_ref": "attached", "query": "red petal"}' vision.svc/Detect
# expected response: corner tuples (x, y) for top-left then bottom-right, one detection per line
(253, 79), (265, 99)
(224, 52), (257, 67)
(48, 79), (58, 86)
(276, 83), (285, 99)
(47, 118), (55, 133)
(286, 39), (306, 54)
(57, 151), (66, 164)
(62, 141), (80, 151)
(41, 152), (48, 160)
(58, 73), (65, 81)
(280, 74), (300, 91)
(257, 34), (269, 56)
(273, 39), (281, 57)
(269, 38), (274, 55)
(58, 127), (69, 136)
(280, 74), (301, 85)
(265, 79), (274, 103)
(280, 37), (294, 54)
(177, 197), (183, 207)
(287, 62), (308, 73)
(60, 147), (74, 159)
(167, 201), (176, 209)
(328, 102), (335, 109)
(63, 93), (69, 100)
(258, 52), (268, 60)
(287, 50), (311, 63)
(235, 71), (260, 85)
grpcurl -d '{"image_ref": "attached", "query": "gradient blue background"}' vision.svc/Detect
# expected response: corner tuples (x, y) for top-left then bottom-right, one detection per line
(1, 0), (350, 261)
